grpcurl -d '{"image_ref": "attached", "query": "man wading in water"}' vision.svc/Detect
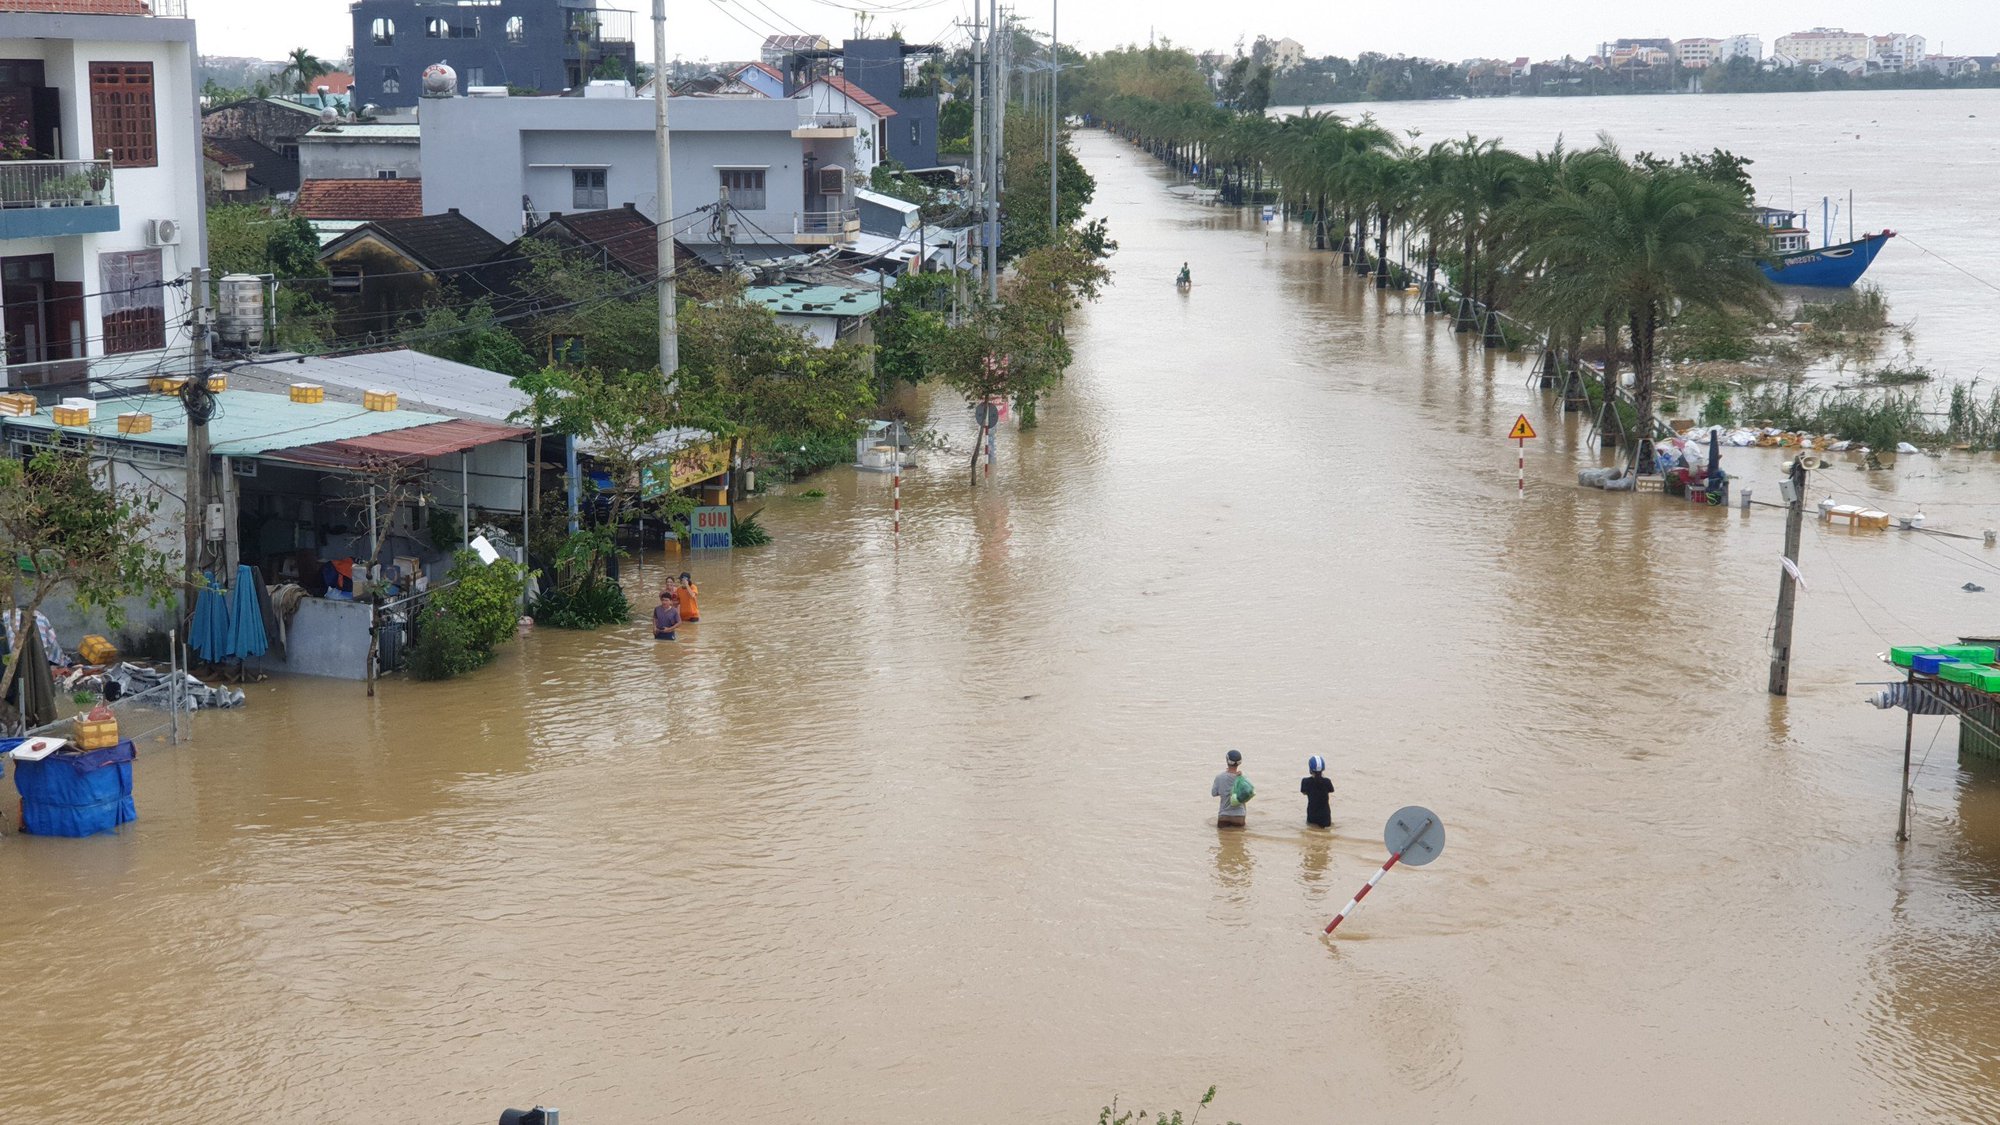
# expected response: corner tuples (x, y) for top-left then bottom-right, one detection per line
(1213, 749), (1251, 828)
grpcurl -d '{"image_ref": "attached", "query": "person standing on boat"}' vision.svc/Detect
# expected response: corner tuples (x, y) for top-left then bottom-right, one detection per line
(1300, 756), (1334, 828)
(1213, 749), (1249, 828)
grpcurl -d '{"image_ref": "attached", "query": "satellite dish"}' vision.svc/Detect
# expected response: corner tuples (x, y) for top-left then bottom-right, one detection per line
(422, 62), (458, 97)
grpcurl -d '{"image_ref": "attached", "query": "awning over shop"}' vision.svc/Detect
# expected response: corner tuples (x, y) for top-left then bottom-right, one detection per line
(267, 418), (530, 468)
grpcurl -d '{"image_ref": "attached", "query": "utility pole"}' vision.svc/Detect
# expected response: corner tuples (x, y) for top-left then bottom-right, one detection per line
(970, 4), (984, 298)
(983, 0), (1000, 299)
(181, 266), (211, 633)
(652, 0), (678, 390)
(1048, 0), (1058, 237)
(1768, 456), (1808, 696)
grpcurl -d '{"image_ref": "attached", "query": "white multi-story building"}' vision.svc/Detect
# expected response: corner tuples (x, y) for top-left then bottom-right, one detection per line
(0, 0), (203, 392)
(1269, 37), (1306, 73)
(1673, 39), (1721, 69)
(420, 83), (868, 251)
(1773, 28), (1870, 66)
(1870, 34), (1926, 72)
(1717, 34), (1763, 63)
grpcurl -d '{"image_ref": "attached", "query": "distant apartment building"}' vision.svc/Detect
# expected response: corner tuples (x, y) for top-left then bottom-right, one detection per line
(1870, 34), (1925, 72)
(1773, 28), (1870, 65)
(1269, 37), (1306, 73)
(351, 0), (640, 110)
(1673, 39), (1721, 69)
(1717, 34), (1762, 63)
(0, 0), (206, 392)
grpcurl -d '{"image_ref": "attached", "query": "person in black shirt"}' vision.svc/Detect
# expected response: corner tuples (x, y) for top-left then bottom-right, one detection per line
(1301, 755), (1334, 828)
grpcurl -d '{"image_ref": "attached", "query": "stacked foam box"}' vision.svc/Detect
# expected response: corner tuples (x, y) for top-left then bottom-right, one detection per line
(0, 392), (37, 416)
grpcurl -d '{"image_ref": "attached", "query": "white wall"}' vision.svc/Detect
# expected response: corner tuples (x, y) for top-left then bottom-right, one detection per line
(299, 135), (421, 180)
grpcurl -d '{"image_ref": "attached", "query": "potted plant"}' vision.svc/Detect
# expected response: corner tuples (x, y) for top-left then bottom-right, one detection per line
(37, 172), (93, 206)
(86, 155), (111, 195)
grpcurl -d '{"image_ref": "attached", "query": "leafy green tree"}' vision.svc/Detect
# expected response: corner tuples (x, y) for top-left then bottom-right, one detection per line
(0, 448), (177, 719)
(410, 301), (537, 378)
(281, 47), (329, 95)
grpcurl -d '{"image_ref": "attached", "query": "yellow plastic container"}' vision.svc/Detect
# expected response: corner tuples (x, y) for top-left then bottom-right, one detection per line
(116, 412), (152, 434)
(149, 375), (186, 394)
(52, 405), (91, 427)
(79, 635), (119, 665)
(364, 389), (398, 412)
(0, 392), (36, 416)
(72, 716), (119, 750)
(290, 382), (325, 404)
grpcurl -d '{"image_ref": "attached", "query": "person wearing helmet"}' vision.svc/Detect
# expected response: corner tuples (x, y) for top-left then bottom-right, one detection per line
(1301, 755), (1334, 828)
(1213, 749), (1249, 828)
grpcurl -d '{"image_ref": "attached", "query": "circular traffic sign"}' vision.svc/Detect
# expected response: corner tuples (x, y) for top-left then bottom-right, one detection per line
(1383, 806), (1445, 867)
(974, 402), (1000, 429)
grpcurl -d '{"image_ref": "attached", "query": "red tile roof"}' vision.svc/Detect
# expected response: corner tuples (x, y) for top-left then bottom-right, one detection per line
(814, 75), (896, 118)
(0, 0), (156, 11)
(294, 178), (423, 221)
(307, 71), (355, 94)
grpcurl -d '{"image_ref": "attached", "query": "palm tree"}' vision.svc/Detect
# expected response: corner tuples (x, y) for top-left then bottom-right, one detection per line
(282, 47), (329, 96)
(1516, 157), (1770, 462)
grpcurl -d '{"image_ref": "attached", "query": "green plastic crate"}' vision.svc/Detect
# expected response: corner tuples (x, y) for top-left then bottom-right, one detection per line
(1941, 645), (1997, 665)
(1891, 646), (1942, 667)
(1942, 661), (1984, 684)
(1970, 667), (2000, 692)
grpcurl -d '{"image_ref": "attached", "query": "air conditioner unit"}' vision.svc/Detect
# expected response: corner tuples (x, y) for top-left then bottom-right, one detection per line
(146, 218), (181, 247)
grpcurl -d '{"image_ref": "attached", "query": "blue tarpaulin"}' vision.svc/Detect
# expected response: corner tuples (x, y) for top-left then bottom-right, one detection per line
(4, 739), (136, 836)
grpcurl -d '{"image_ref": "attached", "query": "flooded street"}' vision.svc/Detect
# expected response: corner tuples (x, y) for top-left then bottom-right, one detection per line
(9, 122), (2000, 1122)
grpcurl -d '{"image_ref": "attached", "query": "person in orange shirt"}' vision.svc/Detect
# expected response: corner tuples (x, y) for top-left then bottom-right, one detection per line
(674, 571), (700, 623)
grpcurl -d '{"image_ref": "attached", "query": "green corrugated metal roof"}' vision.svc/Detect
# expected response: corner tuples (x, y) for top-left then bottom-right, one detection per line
(3, 387), (457, 457)
(742, 284), (883, 318)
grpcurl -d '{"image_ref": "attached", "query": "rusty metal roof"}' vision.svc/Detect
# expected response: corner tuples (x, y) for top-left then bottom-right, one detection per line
(270, 418), (528, 468)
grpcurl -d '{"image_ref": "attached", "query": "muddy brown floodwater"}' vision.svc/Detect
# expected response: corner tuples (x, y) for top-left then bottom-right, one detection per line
(8, 126), (2000, 1123)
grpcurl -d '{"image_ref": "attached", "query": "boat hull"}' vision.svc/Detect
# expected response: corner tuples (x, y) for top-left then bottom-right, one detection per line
(1759, 231), (1893, 288)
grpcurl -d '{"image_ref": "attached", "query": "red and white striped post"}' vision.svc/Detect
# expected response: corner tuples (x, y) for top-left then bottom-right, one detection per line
(1509, 415), (1536, 500)
(1324, 806), (1444, 935)
(892, 441), (902, 544)
(1325, 851), (1404, 933)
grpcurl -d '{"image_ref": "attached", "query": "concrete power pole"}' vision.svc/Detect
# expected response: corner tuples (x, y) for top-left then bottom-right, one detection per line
(1768, 456), (1809, 695)
(983, 0), (1000, 299)
(970, 4), (984, 298)
(181, 266), (211, 630)
(653, 0), (679, 390)
(1049, 0), (1058, 236)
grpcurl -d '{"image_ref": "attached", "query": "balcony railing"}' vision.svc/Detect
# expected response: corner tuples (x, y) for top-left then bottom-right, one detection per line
(0, 159), (115, 210)
(566, 8), (634, 45)
(794, 208), (859, 237)
(0, 0), (187, 15)
(802, 113), (858, 130)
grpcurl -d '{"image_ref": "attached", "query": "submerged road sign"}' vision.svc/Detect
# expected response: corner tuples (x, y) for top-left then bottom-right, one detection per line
(1509, 415), (1537, 440)
(1324, 805), (1446, 934)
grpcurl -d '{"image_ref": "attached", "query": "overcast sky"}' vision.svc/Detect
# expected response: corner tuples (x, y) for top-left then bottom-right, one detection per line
(188, 0), (1996, 68)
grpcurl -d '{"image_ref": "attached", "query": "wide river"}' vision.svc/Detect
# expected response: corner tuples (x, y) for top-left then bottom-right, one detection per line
(8, 99), (2000, 1122)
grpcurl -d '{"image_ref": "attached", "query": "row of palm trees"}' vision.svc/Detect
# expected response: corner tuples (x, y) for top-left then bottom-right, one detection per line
(1086, 95), (1772, 460)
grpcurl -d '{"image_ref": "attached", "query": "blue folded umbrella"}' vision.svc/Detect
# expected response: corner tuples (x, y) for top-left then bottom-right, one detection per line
(227, 563), (268, 659)
(189, 570), (233, 661)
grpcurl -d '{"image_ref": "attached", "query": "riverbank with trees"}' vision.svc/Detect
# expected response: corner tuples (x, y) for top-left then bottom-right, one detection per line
(1071, 44), (1972, 459)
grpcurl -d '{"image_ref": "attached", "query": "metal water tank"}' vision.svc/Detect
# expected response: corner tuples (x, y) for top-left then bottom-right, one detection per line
(422, 62), (458, 97)
(216, 274), (266, 350)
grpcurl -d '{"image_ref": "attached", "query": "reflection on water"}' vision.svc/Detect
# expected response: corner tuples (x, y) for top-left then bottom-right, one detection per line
(2, 122), (2000, 1121)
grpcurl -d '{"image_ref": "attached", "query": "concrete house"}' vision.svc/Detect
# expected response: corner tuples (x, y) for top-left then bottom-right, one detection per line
(317, 209), (504, 337)
(824, 38), (941, 170)
(0, 0), (205, 393)
(297, 120), (421, 181)
(351, 0), (639, 110)
(419, 85), (864, 250)
(797, 75), (894, 179)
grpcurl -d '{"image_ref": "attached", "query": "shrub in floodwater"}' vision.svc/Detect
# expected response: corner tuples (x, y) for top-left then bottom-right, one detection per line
(1098, 1085), (1235, 1125)
(530, 579), (629, 630)
(732, 508), (771, 547)
(1798, 284), (1891, 334)
(798, 489), (827, 500)
(1700, 390), (1734, 427)
(1866, 361), (1932, 386)
(411, 550), (530, 679)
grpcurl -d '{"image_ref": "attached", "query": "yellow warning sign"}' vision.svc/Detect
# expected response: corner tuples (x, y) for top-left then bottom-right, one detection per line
(1508, 415), (1537, 441)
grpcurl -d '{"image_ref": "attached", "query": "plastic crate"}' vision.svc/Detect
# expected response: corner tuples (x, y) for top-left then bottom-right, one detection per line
(1941, 645), (1997, 665)
(290, 382), (324, 404)
(1912, 654), (1959, 676)
(1891, 646), (1941, 668)
(1942, 661), (1983, 685)
(363, 389), (398, 412)
(1969, 667), (2000, 692)
(71, 717), (120, 751)
(51, 405), (91, 427)
(0, 392), (36, 416)
(78, 635), (119, 665)
(116, 412), (152, 434)
(148, 375), (186, 394)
